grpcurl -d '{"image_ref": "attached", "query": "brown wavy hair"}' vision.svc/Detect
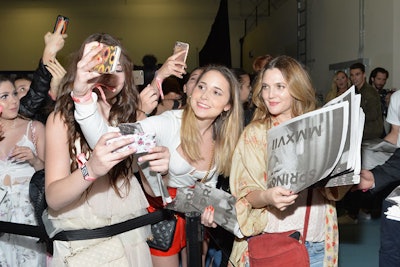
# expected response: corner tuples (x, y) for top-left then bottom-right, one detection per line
(53, 33), (140, 197)
(252, 55), (316, 124)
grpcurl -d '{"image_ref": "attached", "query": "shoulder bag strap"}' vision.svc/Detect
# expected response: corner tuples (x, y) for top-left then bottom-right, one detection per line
(301, 188), (313, 243)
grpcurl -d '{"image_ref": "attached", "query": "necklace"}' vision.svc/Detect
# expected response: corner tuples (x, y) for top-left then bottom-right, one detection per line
(270, 117), (280, 127)
(200, 142), (215, 183)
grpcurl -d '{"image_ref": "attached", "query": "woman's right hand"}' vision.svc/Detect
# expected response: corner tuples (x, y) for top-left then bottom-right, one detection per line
(43, 23), (67, 64)
(263, 187), (298, 211)
(85, 132), (138, 178)
(73, 42), (104, 97)
(352, 169), (375, 192)
(138, 84), (159, 116)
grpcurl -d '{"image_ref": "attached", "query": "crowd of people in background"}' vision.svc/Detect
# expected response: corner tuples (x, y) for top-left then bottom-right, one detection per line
(1, 16), (400, 267)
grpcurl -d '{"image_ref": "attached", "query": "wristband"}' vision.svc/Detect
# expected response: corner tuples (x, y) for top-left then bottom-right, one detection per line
(71, 91), (93, 103)
(160, 170), (169, 176)
(76, 153), (96, 182)
(138, 109), (150, 117)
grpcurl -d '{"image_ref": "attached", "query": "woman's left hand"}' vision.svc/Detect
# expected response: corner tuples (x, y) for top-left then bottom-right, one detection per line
(201, 205), (217, 228)
(139, 85), (159, 116)
(46, 58), (67, 99)
(10, 145), (35, 162)
(10, 145), (44, 170)
(138, 146), (170, 174)
(155, 51), (187, 80)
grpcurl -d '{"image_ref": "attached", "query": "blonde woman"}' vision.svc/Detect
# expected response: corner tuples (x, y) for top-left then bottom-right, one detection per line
(325, 70), (351, 103)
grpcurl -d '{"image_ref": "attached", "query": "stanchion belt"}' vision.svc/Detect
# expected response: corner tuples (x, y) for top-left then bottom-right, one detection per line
(0, 209), (171, 241)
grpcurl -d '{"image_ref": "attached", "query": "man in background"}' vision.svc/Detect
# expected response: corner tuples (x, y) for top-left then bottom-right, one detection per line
(350, 62), (384, 140)
(369, 67), (390, 134)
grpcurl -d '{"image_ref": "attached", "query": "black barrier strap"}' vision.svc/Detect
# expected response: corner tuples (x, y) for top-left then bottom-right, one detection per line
(0, 221), (42, 238)
(0, 209), (171, 241)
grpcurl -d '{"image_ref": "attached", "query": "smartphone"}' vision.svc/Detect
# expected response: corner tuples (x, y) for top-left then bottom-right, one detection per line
(92, 45), (122, 74)
(173, 41), (189, 69)
(53, 15), (69, 34)
(133, 70), (144, 85)
(106, 132), (156, 154)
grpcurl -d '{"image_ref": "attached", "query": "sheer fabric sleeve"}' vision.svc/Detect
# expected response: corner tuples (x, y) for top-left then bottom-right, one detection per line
(230, 122), (269, 237)
(74, 93), (111, 149)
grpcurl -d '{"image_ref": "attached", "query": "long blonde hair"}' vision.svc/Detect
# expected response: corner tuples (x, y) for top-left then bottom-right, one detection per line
(325, 70), (351, 103)
(180, 65), (243, 177)
(252, 55), (317, 123)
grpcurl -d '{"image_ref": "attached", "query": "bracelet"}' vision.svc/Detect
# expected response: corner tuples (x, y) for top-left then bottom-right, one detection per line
(160, 170), (169, 176)
(76, 153), (96, 182)
(138, 109), (151, 117)
(70, 91), (93, 103)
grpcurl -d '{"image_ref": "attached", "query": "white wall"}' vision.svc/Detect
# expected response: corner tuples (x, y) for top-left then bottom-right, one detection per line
(308, 0), (396, 96)
(241, 0), (399, 97)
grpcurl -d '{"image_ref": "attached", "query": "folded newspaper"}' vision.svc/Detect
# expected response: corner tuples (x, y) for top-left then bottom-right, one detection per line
(384, 185), (400, 222)
(267, 86), (365, 193)
(166, 182), (238, 234)
(361, 138), (398, 170)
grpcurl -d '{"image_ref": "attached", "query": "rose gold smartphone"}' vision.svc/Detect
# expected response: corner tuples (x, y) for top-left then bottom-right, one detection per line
(173, 41), (189, 69)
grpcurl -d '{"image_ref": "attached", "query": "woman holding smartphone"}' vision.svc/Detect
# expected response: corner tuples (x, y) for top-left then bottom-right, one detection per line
(72, 63), (244, 267)
(44, 33), (170, 266)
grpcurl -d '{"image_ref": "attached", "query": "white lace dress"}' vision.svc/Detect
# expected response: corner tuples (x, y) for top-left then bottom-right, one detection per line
(0, 121), (46, 267)
(45, 141), (152, 267)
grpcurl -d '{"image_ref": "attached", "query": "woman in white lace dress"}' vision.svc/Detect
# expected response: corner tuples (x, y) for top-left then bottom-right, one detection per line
(44, 33), (170, 266)
(0, 76), (46, 266)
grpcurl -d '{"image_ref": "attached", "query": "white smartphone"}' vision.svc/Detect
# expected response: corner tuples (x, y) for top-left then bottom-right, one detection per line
(133, 70), (144, 85)
(106, 132), (156, 154)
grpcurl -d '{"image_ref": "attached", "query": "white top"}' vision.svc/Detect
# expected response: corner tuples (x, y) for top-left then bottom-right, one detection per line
(386, 90), (400, 146)
(73, 96), (218, 193)
(138, 110), (218, 188)
(0, 121), (46, 266)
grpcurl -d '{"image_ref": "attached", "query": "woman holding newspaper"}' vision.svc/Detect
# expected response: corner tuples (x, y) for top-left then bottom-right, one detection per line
(229, 55), (350, 267)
